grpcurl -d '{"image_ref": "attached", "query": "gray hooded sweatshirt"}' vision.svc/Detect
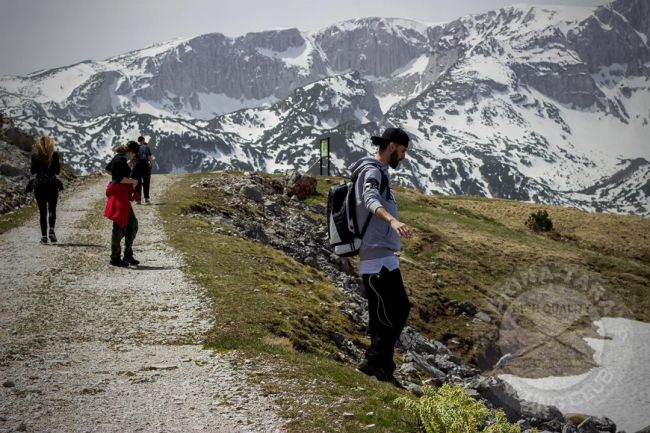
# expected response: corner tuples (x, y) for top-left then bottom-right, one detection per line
(349, 157), (400, 261)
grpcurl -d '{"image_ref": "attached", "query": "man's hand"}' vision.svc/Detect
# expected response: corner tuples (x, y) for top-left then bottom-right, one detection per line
(390, 219), (413, 238)
(375, 207), (413, 238)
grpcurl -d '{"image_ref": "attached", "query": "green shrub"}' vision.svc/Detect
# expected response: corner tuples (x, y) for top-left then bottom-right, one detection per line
(395, 384), (527, 433)
(526, 209), (553, 232)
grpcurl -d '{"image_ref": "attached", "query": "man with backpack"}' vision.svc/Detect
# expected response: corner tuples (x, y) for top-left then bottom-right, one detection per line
(134, 136), (153, 204)
(347, 127), (413, 384)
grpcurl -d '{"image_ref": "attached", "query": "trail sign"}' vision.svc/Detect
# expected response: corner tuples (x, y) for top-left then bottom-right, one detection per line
(319, 137), (330, 176)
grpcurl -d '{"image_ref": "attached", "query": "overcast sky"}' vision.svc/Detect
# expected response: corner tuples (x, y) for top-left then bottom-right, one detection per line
(1, 0), (609, 76)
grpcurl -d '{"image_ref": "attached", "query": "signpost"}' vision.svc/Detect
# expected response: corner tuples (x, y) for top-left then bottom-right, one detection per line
(319, 137), (330, 176)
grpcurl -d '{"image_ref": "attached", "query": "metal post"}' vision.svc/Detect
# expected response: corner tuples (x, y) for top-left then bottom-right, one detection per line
(320, 137), (330, 176)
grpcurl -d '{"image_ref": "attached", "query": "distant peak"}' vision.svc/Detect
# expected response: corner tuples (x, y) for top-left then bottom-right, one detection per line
(318, 16), (432, 35)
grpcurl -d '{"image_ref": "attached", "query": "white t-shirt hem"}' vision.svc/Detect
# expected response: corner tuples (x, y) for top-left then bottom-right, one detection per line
(359, 255), (399, 275)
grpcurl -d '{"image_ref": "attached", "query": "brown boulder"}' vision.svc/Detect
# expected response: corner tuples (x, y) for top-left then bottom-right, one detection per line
(285, 175), (317, 200)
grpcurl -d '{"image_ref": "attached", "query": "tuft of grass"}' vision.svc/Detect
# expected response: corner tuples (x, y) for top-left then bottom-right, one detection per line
(395, 384), (529, 433)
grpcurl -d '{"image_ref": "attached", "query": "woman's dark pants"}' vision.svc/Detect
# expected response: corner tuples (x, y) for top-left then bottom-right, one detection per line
(34, 187), (58, 236)
(111, 209), (138, 261)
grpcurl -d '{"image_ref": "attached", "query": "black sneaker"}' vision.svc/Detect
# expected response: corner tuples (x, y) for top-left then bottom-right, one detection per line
(381, 374), (406, 389)
(40, 236), (48, 244)
(110, 258), (129, 267)
(356, 360), (390, 381)
(48, 230), (57, 243)
(123, 256), (140, 266)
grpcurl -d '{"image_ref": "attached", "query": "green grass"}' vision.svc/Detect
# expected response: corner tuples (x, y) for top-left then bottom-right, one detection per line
(160, 172), (414, 433)
(0, 203), (37, 235)
(396, 384), (525, 433)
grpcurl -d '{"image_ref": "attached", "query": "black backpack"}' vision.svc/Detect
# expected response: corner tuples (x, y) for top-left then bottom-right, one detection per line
(327, 165), (389, 257)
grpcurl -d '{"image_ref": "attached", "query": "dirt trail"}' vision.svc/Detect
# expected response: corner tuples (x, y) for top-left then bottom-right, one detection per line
(0, 175), (285, 433)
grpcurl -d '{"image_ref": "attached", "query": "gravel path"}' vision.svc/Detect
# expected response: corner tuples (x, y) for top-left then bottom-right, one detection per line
(0, 175), (285, 433)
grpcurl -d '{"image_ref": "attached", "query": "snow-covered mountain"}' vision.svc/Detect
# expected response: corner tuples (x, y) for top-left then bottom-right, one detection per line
(1, 0), (648, 215)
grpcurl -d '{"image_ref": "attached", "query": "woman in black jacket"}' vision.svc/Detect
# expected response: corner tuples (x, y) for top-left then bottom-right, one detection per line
(31, 135), (62, 244)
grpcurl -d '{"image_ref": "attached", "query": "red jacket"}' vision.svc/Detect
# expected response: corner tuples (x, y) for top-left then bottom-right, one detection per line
(104, 182), (140, 229)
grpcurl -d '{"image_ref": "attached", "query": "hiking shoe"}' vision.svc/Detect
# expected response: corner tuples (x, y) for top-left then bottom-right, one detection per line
(381, 374), (406, 389)
(145, 198), (150, 204)
(110, 258), (129, 267)
(40, 236), (48, 244)
(356, 360), (390, 381)
(123, 256), (140, 266)
(48, 230), (57, 243)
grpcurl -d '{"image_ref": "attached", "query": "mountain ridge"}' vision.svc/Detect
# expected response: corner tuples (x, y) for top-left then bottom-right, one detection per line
(0, 0), (648, 215)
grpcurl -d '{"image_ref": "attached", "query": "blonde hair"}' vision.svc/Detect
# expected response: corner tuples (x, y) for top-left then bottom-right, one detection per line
(113, 143), (128, 154)
(32, 135), (55, 169)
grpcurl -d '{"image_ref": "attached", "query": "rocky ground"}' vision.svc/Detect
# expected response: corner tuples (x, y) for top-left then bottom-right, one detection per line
(0, 175), (285, 433)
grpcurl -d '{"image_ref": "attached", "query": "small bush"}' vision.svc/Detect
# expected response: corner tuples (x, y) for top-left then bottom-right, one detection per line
(526, 209), (553, 232)
(395, 384), (528, 433)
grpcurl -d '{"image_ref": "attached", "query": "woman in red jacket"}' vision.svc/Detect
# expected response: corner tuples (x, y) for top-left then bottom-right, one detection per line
(104, 142), (140, 267)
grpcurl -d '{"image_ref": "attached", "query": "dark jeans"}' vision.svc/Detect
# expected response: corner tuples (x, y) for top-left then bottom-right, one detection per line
(362, 266), (411, 375)
(111, 209), (138, 260)
(134, 162), (150, 200)
(34, 187), (58, 236)
(138, 168), (151, 200)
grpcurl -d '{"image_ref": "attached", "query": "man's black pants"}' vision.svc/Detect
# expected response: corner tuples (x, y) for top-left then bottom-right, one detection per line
(142, 169), (151, 200)
(136, 168), (151, 200)
(362, 266), (411, 375)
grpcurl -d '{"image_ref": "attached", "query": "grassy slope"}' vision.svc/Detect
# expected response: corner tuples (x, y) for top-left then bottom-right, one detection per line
(309, 176), (646, 376)
(161, 172), (650, 431)
(160, 172), (413, 433)
(395, 190), (650, 376)
(0, 204), (37, 235)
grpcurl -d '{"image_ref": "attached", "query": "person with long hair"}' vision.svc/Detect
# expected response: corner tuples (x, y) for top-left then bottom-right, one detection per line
(30, 135), (62, 244)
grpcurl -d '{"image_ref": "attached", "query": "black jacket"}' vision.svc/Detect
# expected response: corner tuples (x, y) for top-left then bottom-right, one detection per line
(31, 151), (60, 177)
(106, 153), (131, 183)
(31, 152), (62, 192)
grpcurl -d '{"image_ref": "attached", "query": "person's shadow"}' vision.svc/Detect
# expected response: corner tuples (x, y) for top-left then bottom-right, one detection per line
(130, 265), (177, 271)
(51, 243), (103, 248)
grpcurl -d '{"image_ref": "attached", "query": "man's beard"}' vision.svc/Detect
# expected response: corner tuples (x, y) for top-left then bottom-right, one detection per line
(389, 150), (400, 169)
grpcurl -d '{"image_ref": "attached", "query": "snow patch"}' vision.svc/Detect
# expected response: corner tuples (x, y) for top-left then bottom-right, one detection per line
(195, 92), (277, 119)
(377, 93), (404, 113)
(500, 317), (650, 433)
(256, 41), (313, 71)
(393, 55), (430, 78)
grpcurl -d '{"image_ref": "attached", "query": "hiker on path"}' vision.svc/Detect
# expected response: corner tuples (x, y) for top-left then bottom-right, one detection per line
(350, 127), (413, 384)
(30, 135), (63, 244)
(104, 141), (140, 267)
(134, 135), (153, 204)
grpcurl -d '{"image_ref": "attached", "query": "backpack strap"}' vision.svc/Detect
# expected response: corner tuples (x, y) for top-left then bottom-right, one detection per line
(353, 163), (391, 239)
(354, 163), (390, 199)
